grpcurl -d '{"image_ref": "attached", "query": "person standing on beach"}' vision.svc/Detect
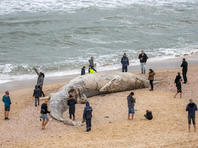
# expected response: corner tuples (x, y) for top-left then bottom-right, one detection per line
(40, 99), (50, 130)
(121, 53), (129, 72)
(88, 65), (96, 74)
(33, 85), (41, 107)
(89, 57), (97, 72)
(33, 67), (45, 97)
(138, 50), (148, 74)
(181, 58), (188, 84)
(186, 99), (197, 132)
(2, 91), (11, 120)
(67, 95), (77, 121)
(148, 69), (155, 91)
(83, 101), (93, 132)
(174, 72), (182, 98)
(81, 66), (86, 75)
(127, 92), (136, 120)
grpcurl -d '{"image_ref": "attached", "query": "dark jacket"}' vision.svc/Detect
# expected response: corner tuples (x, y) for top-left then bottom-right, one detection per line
(33, 86), (41, 98)
(34, 68), (44, 87)
(181, 61), (188, 72)
(138, 53), (148, 63)
(41, 103), (50, 114)
(145, 111), (153, 120)
(81, 68), (85, 75)
(67, 98), (77, 114)
(121, 56), (129, 66)
(83, 102), (92, 120)
(127, 95), (135, 109)
(186, 103), (197, 117)
(89, 59), (94, 67)
(2, 95), (11, 107)
(148, 72), (155, 80)
(175, 75), (182, 85)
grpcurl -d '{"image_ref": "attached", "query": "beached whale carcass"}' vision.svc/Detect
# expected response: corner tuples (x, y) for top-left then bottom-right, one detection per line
(49, 72), (149, 126)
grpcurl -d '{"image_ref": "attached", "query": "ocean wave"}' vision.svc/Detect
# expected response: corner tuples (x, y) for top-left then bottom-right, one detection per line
(0, 0), (197, 15)
(0, 47), (198, 84)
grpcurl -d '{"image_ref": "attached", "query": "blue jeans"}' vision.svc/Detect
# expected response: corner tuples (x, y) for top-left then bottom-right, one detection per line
(141, 63), (146, 74)
(41, 114), (49, 121)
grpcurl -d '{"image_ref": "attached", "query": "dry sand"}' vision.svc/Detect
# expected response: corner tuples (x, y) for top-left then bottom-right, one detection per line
(0, 66), (198, 148)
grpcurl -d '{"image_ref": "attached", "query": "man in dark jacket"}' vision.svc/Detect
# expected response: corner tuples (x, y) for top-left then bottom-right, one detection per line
(67, 95), (77, 120)
(40, 100), (50, 130)
(81, 66), (86, 75)
(174, 72), (182, 98)
(33, 85), (41, 107)
(186, 99), (197, 132)
(33, 67), (45, 97)
(2, 91), (11, 120)
(127, 92), (136, 120)
(138, 50), (148, 74)
(83, 101), (93, 132)
(121, 53), (129, 72)
(181, 58), (188, 84)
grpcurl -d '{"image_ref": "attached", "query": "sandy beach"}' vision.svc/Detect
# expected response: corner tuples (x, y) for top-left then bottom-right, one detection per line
(0, 57), (198, 148)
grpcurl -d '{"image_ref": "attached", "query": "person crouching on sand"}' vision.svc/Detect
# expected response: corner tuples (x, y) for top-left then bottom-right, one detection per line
(127, 92), (136, 120)
(174, 72), (182, 98)
(144, 110), (153, 120)
(67, 95), (77, 121)
(2, 91), (11, 120)
(40, 99), (50, 130)
(186, 99), (197, 132)
(148, 69), (155, 91)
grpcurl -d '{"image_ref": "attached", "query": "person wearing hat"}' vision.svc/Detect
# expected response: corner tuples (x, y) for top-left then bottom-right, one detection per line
(186, 99), (197, 132)
(2, 91), (11, 120)
(40, 99), (50, 130)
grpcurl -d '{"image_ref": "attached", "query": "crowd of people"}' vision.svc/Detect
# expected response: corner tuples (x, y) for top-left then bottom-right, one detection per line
(1, 50), (197, 133)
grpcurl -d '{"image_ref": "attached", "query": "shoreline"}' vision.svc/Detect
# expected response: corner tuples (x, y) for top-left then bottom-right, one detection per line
(1, 53), (198, 92)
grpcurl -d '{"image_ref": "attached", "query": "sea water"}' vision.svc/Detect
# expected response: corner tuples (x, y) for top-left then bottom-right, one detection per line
(0, 0), (198, 83)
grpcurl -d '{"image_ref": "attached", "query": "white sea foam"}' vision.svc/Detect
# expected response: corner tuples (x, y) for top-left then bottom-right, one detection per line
(0, 0), (197, 15)
(0, 48), (198, 84)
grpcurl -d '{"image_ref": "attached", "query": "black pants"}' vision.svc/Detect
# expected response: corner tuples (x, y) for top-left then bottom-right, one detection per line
(182, 71), (187, 83)
(35, 97), (39, 106)
(122, 65), (128, 72)
(69, 113), (75, 120)
(188, 115), (195, 125)
(39, 87), (45, 97)
(149, 80), (153, 90)
(86, 118), (92, 131)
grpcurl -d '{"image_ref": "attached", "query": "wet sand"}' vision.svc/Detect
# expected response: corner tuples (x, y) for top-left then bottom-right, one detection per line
(0, 57), (198, 148)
